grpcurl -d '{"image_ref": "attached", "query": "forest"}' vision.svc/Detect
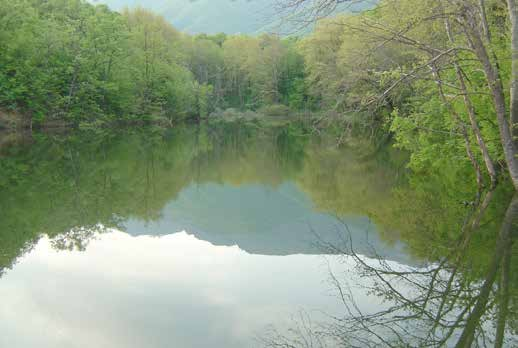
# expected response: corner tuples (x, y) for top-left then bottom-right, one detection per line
(0, 0), (307, 124)
(2, 1), (518, 346)
(1, 0), (518, 193)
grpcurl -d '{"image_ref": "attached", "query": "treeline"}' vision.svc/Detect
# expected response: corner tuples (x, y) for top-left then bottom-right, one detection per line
(294, 0), (518, 191)
(0, 0), (307, 126)
(3, 0), (518, 190)
(0, 123), (510, 276)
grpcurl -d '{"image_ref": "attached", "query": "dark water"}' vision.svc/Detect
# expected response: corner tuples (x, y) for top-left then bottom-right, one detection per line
(0, 122), (516, 347)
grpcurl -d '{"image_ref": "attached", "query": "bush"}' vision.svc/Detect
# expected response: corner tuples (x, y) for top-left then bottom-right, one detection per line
(258, 104), (291, 117)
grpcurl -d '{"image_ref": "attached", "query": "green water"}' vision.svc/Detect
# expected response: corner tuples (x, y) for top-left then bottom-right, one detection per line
(0, 122), (516, 347)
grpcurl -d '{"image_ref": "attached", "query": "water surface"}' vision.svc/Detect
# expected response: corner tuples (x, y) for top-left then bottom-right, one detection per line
(0, 123), (516, 347)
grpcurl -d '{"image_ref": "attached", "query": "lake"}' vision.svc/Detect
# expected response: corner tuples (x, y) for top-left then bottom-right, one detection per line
(0, 121), (516, 347)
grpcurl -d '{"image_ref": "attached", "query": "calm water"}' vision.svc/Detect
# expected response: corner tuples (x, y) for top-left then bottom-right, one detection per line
(0, 122), (516, 347)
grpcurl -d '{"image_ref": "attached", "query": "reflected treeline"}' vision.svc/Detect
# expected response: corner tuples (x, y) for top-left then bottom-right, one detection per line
(0, 122), (315, 272)
(0, 122), (514, 276)
(262, 191), (518, 347)
(3, 122), (518, 345)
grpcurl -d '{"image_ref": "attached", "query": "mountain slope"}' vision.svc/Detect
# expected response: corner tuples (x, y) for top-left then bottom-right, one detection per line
(91, 0), (278, 34)
(90, 0), (374, 34)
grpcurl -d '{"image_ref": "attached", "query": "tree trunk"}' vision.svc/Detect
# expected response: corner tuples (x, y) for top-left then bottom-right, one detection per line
(454, 64), (497, 187)
(445, 17), (497, 187)
(508, 0), (518, 142)
(463, 17), (518, 190)
(455, 194), (518, 348)
(431, 62), (484, 190)
(494, 234), (512, 348)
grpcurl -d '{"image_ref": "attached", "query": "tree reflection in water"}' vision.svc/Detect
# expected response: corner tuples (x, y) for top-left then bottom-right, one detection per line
(262, 193), (518, 348)
(2, 124), (517, 347)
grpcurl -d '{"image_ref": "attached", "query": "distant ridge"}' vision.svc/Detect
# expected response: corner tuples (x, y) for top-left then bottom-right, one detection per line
(91, 0), (279, 34)
(90, 0), (374, 34)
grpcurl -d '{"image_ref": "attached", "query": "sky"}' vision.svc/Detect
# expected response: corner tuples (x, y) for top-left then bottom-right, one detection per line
(0, 229), (406, 348)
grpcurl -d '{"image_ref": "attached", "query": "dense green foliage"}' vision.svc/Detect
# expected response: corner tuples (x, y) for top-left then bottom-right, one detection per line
(3, 0), (518, 191)
(0, 0), (308, 127)
(0, 123), (513, 271)
(2, 1), (518, 344)
(297, 0), (515, 188)
(5, 0), (516, 268)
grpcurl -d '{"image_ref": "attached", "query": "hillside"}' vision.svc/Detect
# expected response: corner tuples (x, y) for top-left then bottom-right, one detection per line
(90, 0), (373, 34)
(91, 0), (279, 34)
